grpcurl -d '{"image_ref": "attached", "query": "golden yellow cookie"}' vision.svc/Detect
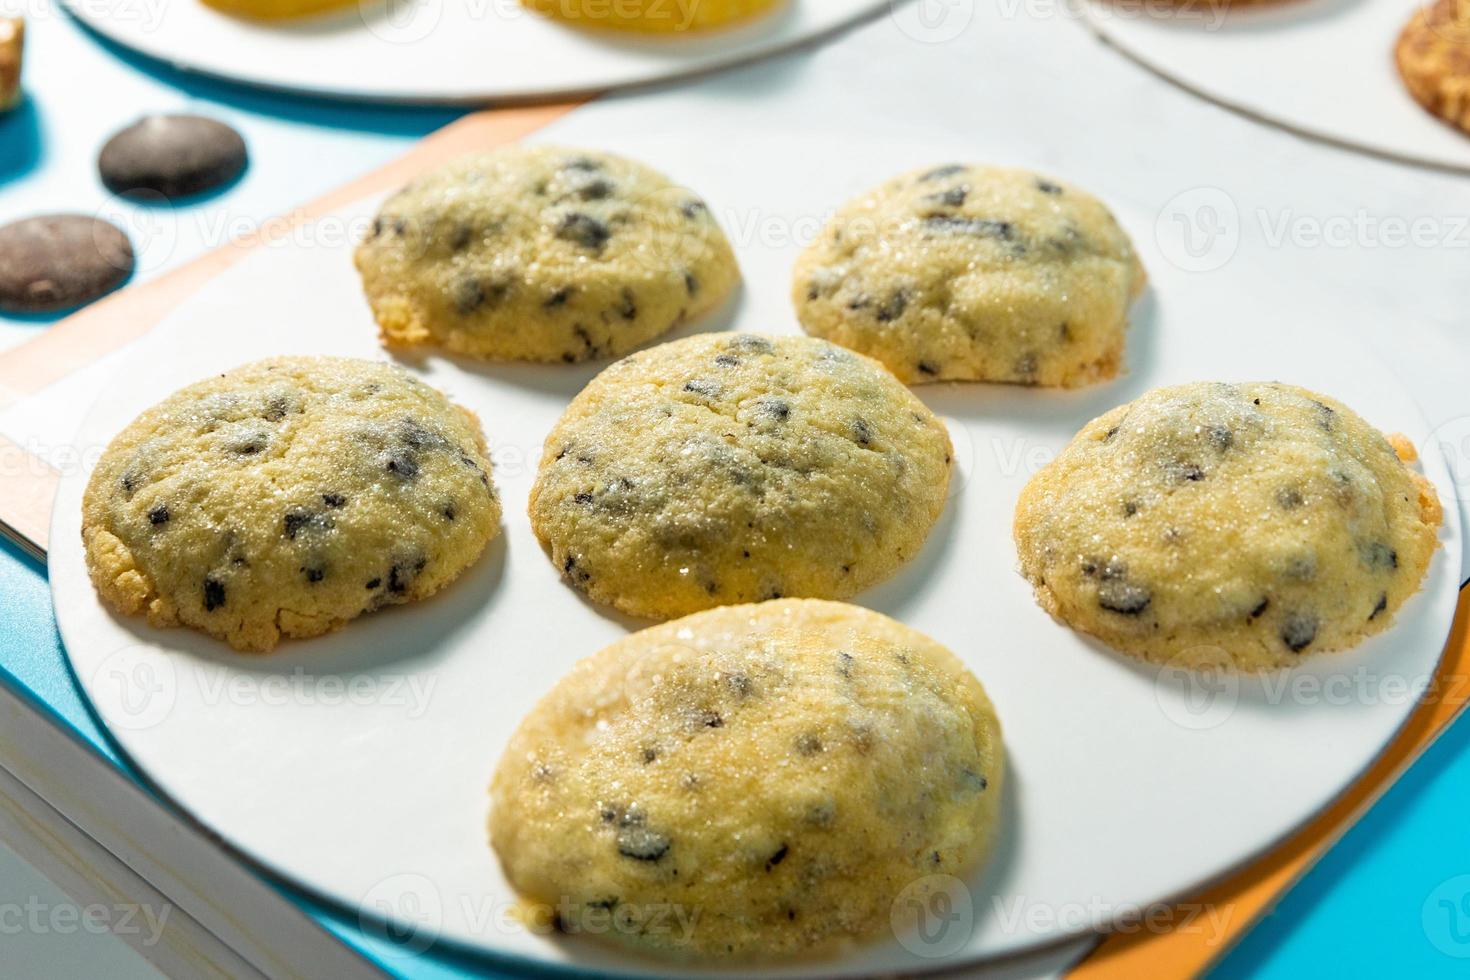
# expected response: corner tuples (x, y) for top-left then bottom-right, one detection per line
(354, 146), (739, 363)
(1013, 383), (1442, 672)
(489, 599), (1004, 960)
(524, 0), (780, 32)
(201, 0), (356, 18)
(1396, 0), (1470, 134)
(82, 357), (501, 653)
(793, 164), (1145, 386)
(528, 333), (953, 620)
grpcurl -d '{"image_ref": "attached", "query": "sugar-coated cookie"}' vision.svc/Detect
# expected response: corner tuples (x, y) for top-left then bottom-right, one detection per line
(355, 146), (739, 363)
(793, 164), (1144, 386)
(528, 333), (953, 620)
(82, 356), (501, 652)
(1013, 382), (1441, 671)
(489, 599), (1004, 959)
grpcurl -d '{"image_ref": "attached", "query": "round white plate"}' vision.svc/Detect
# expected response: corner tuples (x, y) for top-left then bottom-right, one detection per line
(63, 0), (887, 103)
(1082, 0), (1470, 173)
(50, 151), (1461, 974)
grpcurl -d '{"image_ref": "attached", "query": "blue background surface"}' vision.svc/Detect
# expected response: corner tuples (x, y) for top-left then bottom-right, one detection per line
(3, 5), (1470, 976)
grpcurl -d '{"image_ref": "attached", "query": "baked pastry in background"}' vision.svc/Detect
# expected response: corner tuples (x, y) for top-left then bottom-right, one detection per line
(1396, 0), (1470, 136)
(83, 357), (501, 652)
(489, 599), (1004, 959)
(1013, 382), (1441, 671)
(523, 0), (780, 33)
(201, 0), (356, 18)
(528, 333), (953, 620)
(793, 164), (1145, 387)
(355, 145), (739, 364)
(0, 17), (22, 112)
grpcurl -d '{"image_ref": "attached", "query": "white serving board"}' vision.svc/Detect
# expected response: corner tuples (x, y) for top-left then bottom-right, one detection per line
(62, 0), (888, 103)
(1083, 0), (1470, 173)
(48, 142), (1462, 975)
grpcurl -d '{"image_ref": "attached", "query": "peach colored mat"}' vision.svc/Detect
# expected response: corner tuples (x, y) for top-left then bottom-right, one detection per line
(1, 104), (1465, 978)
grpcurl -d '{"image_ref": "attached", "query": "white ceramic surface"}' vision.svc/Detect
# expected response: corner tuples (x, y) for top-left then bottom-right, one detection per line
(48, 146), (1462, 973)
(62, 0), (888, 102)
(1082, 0), (1470, 172)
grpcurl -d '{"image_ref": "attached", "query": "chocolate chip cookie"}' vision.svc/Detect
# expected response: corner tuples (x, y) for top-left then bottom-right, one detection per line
(82, 357), (501, 652)
(489, 599), (1004, 959)
(528, 333), (953, 620)
(354, 146), (739, 363)
(793, 164), (1145, 386)
(1013, 382), (1442, 671)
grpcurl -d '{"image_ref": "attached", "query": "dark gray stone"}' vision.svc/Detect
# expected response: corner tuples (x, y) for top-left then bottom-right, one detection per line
(98, 114), (247, 199)
(0, 214), (134, 312)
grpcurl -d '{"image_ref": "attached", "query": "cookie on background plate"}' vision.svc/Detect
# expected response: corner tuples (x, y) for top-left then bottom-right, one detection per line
(489, 598), (1005, 960)
(1013, 382), (1442, 672)
(528, 333), (953, 620)
(0, 17), (21, 112)
(793, 164), (1145, 387)
(82, 356), (501, 652)
(522, 0), (780, 33)
(354, 145), (740, 364)
(200, 0), (359, 19)
(1396, 0), (1470, 136)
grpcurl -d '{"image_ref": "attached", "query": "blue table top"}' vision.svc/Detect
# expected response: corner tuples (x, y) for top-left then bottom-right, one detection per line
(4, 7), (1470, 978)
